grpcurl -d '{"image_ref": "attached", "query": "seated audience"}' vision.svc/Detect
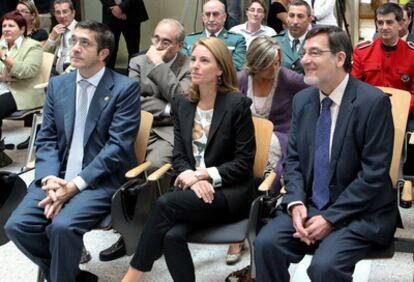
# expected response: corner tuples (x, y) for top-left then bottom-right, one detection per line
(352, 2), (414, 113)
(220, 0), (241, 29)
(226, 36), (307, 265)
(306, 0), (337, 26)
(98, 18), (191, 262)
(255, 25), (399, 282)
(121, 37), (255, 282)
(44, 0), (77, 75)
(229, 0), (276, 48)
(0, 11), (43, 168)
(182, 0), (246, 71)
(267, 0), (290, 34)
(16, 0), (48, 44)
(274, 0), (312, 74)
(5, 20), (141, 282)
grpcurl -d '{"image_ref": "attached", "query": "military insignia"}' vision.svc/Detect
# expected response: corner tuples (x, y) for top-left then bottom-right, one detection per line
(222, 31), (228, 39)
(407, 41), (414, 50)
(104, 96), (109, 102)
(401, 74), (410, 83)
(356, 40), (372, 49)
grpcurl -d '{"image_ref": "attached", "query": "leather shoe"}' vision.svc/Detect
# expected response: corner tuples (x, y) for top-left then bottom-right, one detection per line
(76, 270), (98, 282)
(226, 242), (245, 265)
(16, 137), (30, 150)
(99, 237), (126, 261)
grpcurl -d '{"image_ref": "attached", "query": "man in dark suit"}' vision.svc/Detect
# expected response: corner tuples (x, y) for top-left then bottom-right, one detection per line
(5, 20), (141, 282)
(255, 26), (399, 282)
(98, 18), (191, 262)
(100, 0), (148, 69)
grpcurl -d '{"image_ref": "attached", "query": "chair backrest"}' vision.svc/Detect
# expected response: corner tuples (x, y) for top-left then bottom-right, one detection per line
(134, 111), (154, 164)
(252, 116), (274, 177)
(377, 87), (411, 187)
(39, 52), (54, 85)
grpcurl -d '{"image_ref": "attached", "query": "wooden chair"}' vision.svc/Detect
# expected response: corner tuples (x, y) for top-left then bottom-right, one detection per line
(145, 116), (275, 279)
(36, 111), (154, 282)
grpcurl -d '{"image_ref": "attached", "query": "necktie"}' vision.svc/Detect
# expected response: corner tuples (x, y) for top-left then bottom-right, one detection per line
(65, 79), (91, 181)
(56, 29), (68, 74)
(210, 33), (216, 37)
(312, 97), (332, 210)
(311, 0), (315, 8)
(292, 38), (300, 54)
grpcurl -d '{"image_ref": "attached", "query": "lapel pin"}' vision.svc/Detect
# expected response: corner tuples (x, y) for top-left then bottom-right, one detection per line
(104, 96), (109, 102)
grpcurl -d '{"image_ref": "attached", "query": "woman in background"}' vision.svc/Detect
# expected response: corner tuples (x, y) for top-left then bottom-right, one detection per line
(267, 0), (291, 33)
(16, 0), (48, 44)
(122, 37), (256, 282)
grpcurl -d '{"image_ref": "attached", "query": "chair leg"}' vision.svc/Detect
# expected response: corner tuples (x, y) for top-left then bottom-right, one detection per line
(23, 113), (42, 170)
(37, 267), (45, 282)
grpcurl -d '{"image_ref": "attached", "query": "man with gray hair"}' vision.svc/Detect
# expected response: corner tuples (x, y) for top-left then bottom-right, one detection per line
(99, 18), (191, 262)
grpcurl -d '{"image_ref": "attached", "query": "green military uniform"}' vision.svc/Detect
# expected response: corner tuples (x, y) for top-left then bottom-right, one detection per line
(182, 29), (246, 71)
(273, 32), (304, 74)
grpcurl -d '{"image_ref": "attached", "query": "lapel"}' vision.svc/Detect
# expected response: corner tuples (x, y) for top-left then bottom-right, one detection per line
(62, 72), (77, 143)
(170, 53), (185, 76)
(180, 98), (197, 162)
(83, 68), (113, 146)
(329, 77), (356, 181)
(206, 92), (228, 151)
(281, 33), (300, 63)
(304, 88), (320, 178)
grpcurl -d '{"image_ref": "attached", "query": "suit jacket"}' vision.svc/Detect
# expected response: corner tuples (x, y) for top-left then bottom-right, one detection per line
(238, 67), (307, 180)
(129, 52), (191, 145)
(273, 32), (304, 74)
(172, 92), (256, 218)
(0, 37), (43, 110)
(282, 76), (398, 245)
(182, 29), (246, 71)
(34, 68), (141, 194)
(100, 0), (148, 25)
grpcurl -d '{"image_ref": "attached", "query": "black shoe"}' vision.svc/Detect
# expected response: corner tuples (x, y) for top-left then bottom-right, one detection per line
(80, 248), (92, 264)
(99, 237), (126, 261)
(0, 151), (12, 168)
(76, 270), (98, 282)
(4, 143), (14, 150)
(16, 137), (30, 150)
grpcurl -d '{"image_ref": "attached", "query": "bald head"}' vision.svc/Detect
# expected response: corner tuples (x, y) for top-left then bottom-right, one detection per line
(202, 0), (227, 34)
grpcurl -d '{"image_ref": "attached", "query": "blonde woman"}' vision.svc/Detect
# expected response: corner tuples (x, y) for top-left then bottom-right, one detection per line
(16, 0), (48, 44)
(122, 37), (256, 282)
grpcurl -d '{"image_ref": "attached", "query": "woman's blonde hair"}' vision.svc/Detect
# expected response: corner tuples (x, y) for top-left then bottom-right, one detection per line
(186, 37), (239, 102)
(245, 36), (282, 76)
(18, 0), (41, 31)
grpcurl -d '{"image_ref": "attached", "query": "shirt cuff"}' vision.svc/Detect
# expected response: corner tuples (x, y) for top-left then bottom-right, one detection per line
(206, 167), (222, 188)
(287, 201), (304, 215)
(72, 176), (87, 191)
(47, 38), (57, 46)
(41, 175), (57, 186)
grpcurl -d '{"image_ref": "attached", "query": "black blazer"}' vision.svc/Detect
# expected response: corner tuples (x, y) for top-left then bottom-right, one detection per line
(100, 0), (148, 25)
(282, 76), (399, 245)
(172, 92), (256, 218)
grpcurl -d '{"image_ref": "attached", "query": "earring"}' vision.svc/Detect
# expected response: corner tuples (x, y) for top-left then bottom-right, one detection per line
(217, 75), (223, 86)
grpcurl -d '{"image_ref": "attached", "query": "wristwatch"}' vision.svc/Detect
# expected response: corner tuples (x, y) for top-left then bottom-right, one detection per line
(194, 170), (202, 180)
(0, 54), (7, 62)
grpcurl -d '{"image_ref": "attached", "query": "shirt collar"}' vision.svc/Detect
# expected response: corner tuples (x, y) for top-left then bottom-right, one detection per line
(76, 66), (106, 88)
(242, 22), (265, 34)
(67, 19), (77, 31)
(206, 27), (224, 37)
(165, 53), (178, 67)
(288, 31), (307, 45)
(319, 74), (349, 107)
(0, 35), (24, 51)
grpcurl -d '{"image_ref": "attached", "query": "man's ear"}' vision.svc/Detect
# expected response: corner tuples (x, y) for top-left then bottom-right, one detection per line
(99, 48), (110, 62)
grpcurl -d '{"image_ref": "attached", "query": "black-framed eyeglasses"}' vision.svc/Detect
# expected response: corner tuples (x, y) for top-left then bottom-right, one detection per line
(299, 48), (334, 59)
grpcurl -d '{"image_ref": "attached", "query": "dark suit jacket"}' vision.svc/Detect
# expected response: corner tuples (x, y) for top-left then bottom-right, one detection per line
(282, 76), (398, 245)
(100, 0), (148, 25)
(34, 68), (141, 193)
(172, 92), (256, 218)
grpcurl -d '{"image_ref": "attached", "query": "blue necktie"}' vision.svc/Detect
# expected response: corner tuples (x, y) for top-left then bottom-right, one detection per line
(312, 97), (332, 210)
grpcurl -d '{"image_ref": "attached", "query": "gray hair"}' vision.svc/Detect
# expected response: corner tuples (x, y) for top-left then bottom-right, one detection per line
(245, 36), (282, 76)
(157, 18), (186, 43)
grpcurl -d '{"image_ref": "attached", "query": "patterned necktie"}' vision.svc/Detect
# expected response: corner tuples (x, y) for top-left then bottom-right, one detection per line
(56, 29), (68, 74)
(65, 79), (91, 181)
(312, 97), (333, 210)
(292, 38), (300, 54)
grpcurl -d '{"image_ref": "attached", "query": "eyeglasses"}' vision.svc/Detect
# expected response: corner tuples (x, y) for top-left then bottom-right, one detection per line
(299, 48), (333, 59)
(151, 36), (175, 49)
(16, 9), (31, 15)
(247, 8), (264, 14)
(69, 37), (95, 49)
(54, 9), (72, 16)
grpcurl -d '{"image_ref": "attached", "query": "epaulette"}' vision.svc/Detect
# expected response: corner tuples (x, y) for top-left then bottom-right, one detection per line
(356, 40), (372, 49)
(275, 30), (286, 36)
(407, 41), (414, 50)
(187, 31), (203, 36)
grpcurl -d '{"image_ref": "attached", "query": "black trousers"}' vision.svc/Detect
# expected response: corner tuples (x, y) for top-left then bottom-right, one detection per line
(130, 188), (231, 282)
(0, 92), (17, 139)
(254, 207), (374, 282)
(104, 18), (141, 69)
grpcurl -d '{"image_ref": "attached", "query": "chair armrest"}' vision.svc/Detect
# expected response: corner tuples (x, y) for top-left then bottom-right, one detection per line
(34, 82), (49, 89)
(147, 163), (172, 182)
(410, 133), (414, 145)
(258, 171), (276, 192)
(125, 161), (152, 179)
(25, 160), (35, 170)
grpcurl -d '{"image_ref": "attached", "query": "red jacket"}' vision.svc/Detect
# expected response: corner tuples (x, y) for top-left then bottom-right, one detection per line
(352, 38), (414, 112)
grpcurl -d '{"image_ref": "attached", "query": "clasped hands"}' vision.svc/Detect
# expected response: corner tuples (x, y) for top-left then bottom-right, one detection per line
(174, 170), (215, 204)
(291, 204), (333, 245)
(111, 5), (127, 20)
(38, 178), (79, 219)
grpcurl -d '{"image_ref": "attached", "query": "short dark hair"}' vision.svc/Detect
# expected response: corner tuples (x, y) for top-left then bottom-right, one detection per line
(53, 0), (75, 11)
(376, 3), (403, 22)
(305, 25), (353, 73)
(403, 4), (412, 20)
(1, 11), (27, 36)
(75, 20), (115, 64)
(289, 0), (312, 16)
